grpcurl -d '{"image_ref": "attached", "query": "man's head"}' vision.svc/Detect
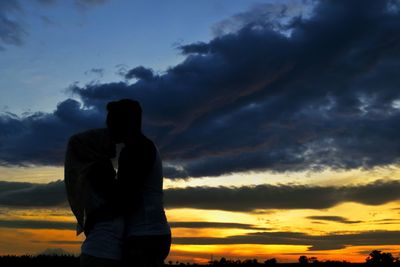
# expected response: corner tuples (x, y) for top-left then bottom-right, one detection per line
(106, 99), (142, 143)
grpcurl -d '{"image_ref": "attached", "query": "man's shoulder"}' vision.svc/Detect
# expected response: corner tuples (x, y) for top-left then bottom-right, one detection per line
(126, 134), (156, 150)
(142, 135), (157, 150)
(120, 135), (157, 161)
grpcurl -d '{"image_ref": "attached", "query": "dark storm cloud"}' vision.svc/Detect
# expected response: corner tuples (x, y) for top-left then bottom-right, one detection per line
(69, 0), (400, 178)
(1, 179), (399, 211)
(164, 180), (400, 211)
(124, 66), (154, 81)
(173, 230), (400, 251)
(1, 0), (400, 179)
(0, 180), (66, 207)
(0, 98), (104, 166)
(211, 1), (313, 37)
(307, 216), (362, 224)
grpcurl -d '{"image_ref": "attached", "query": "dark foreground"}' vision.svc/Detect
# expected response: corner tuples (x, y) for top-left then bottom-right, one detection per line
(1, 255), (399, 267)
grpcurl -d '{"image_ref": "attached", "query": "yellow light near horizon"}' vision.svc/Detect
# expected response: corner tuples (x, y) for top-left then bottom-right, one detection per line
(0, 208), (75, 222)
(166, 201), (400, 237)
(164, 164), (400, 189)
(2, 163), (399, 188)
(20, 229), (82, 242)
(171, 228), (256, 238)
(0, 228), (81, 256)
(166, 209), (257, 225)
(0, 164), (399, 263)
(0, 226), (399, 264)
(172, 244), (308, 254)
(0, 166), (63, 183)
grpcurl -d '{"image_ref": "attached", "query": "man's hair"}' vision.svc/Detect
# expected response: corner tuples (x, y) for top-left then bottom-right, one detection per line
(106, 99), (142, 131)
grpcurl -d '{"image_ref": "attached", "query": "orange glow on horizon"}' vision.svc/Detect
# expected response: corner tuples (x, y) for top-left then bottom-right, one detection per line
(0, 166), (399, 263)
(168, 244), (400, 263)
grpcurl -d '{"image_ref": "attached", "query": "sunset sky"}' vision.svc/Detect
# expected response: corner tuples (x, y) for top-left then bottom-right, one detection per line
(0, 0), (400, 263)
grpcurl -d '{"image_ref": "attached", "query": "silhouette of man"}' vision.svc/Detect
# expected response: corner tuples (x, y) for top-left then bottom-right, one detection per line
(106, 99), (171, 267)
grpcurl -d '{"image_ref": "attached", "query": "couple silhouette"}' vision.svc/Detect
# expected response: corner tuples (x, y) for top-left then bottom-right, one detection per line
(64, 99), (171, 267)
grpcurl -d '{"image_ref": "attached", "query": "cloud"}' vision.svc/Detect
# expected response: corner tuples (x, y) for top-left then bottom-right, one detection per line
(164, 180), (400, 211)
(211, 1), (314, 37)
(75, 0), (109, 7)
(371, 218), (400, 225)
(124, 66), (154, 81)
(0, 180), (67, 207)
(0, 1), (26, 50)
(36, 0), (109, 8)
(0, 219), (75, 230)
(1, 0), (400, 179)
(3, 215), (396, 251)
(0, 218), (265, 231)
(173, 230), (400, 251)
(0, 0), (109, 50)
(0, 98), (104, 166)
(0, 179), (399, 211)
(35, 230), (400, 251)
(85, 68), (105, 78)
(307, 216), (362, 224)
(169, 222), (268, 230)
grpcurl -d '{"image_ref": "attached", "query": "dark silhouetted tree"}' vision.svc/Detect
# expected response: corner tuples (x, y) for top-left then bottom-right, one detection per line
(309, 256), (319, 264)
(219, 257), (227, 265)
(264, 258), (277, 265)
(366, 250), (395, 265)
(299, 255), (309, 264)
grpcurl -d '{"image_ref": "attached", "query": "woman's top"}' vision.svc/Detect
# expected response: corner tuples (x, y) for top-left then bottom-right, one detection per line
(81, 216), (124, 260)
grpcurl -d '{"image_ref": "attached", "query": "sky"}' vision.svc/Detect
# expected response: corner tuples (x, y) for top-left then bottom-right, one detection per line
(0, 0), (400, 263)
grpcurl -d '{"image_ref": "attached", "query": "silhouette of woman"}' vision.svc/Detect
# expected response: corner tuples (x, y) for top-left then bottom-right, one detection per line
(80, 158), (125, 267)
(65, 128), (124, 267)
